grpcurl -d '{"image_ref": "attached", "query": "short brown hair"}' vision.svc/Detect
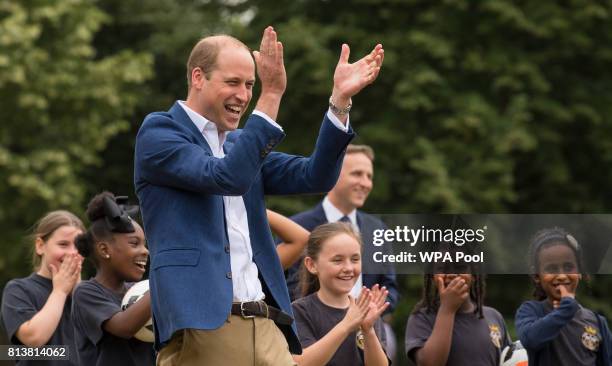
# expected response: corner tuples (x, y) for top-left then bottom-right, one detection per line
(346, 144), (375, 162)
(30, 210), (84, 270)
(186, 35), (250, 89)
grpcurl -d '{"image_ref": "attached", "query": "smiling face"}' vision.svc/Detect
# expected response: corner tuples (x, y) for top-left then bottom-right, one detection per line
(103, 221), (149, 283)
(189, 45), (255, 132)
(36, 225), (82, 278)
(328, 152), (373, 214)
(306, 233), (361, 298)
(535, 242), (581, 302)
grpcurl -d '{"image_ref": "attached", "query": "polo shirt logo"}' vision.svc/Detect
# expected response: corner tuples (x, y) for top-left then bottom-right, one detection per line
(489, 323), (502, 348)
(581, 325), (600, 352)
(356, 329), (365, 350)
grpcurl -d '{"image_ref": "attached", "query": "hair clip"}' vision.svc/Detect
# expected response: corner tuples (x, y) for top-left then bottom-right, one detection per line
(565, 234), (579, 250)
(533, 230), (580, 254)
(102, 196), (137, 233)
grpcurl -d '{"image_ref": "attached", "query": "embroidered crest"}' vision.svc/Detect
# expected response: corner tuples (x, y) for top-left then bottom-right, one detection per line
(356, 329), (365, 350)
(581, 325), (600, 352)
(489, 324), (502, 348)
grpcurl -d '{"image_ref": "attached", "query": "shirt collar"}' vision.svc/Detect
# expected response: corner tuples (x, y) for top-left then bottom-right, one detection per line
(322, 196), (357, 226)
(178, 100), (228, 150)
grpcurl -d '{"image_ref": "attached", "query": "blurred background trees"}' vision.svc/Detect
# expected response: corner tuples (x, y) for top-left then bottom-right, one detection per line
(2, 0), (612, 363)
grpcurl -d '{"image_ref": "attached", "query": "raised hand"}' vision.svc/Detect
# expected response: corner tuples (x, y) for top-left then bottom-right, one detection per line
(436, 276), (469, 313)
(360, 284), (390, 331)
(331, 43), (384, 106)
(252, 26), (286, 97)
(50, 253), (83, 295)
(554, 284), (576, 309)
(341, 288), (372, 332)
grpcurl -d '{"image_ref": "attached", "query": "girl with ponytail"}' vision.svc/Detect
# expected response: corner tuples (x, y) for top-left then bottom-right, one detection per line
(291, 222), (389, 366)
(1, 210), (84, 365)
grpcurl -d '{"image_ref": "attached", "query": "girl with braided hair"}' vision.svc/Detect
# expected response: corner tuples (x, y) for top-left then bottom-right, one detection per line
(405, 242), (510, 365)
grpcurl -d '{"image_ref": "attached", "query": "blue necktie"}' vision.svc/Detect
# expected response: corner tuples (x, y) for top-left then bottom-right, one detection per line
(339, 216), (351, 223)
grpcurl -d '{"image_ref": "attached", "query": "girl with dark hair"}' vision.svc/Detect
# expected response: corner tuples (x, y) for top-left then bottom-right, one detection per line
(1, 211), (84, 365)
(405, 243), (510, 365)
(515, 227), (612, 366)
(291, 222), (389, 366)
(71, 192), (154, 366)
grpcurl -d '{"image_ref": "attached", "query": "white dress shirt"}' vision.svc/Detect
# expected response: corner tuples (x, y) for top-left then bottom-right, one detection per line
(322, 196), (364, 298)
(179, 101), (350, 302)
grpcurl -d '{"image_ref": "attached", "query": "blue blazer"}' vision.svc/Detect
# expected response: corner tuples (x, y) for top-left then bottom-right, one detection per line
(285, 202), (400, 312)
(133, 102), (354, 353)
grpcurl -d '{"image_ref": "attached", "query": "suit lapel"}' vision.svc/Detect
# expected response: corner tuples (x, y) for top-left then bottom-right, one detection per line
(314, 202), (329, 227)
(356, 210), (366, 233)
(357, 211), (376, 265)
(169, 101), (214, 156)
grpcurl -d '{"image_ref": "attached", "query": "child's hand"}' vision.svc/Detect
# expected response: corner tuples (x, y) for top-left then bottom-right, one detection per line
(341, 288), (371, 332)
(360, 284), (390, 331)
(436, 276), (469, 313)
(50, 253), (83, 295)
(554, 284), (576, 308)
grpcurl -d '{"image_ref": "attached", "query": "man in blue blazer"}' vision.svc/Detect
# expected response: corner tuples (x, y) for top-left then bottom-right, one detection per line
(134, 27), (384, 365)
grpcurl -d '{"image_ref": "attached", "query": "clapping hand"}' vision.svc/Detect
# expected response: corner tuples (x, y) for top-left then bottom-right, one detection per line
(341, 288), (372, 332)
(253, 26), (286, 97)
(331, 43), (384, 108)
(360, 284), (390, 331)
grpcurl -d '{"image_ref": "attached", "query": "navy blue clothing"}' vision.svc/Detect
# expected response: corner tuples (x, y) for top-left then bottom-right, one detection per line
(71, 279), (154, 366)
(134, 104), (353, 353)
(285, 202), (399, 312)
(516, 297), (612, 366)
(1, 273), (78, 365)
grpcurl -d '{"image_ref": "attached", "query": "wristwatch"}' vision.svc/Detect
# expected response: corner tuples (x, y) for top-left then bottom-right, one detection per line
(329, 96), (352, 115)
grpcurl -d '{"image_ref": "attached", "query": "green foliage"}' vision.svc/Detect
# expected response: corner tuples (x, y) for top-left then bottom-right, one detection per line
(0, 0), (152, 279)
(233, 0), (612, 215)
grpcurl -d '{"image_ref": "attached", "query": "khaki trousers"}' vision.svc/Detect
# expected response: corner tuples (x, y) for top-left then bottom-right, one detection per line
(156, 315), (297, 366)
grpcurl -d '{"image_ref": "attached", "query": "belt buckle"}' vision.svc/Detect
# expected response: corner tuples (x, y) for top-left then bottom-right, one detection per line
(240, 302), (255, 319)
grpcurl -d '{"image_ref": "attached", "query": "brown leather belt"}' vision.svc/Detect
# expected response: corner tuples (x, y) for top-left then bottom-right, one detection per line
(230, 301), (293, 325)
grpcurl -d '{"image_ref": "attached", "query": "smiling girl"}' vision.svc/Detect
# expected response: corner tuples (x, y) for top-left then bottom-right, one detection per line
(291, 222), (389, 366)
(71, 192), (154, 366)
(1, 211), (84, 365)
(515, 227), (612, 366)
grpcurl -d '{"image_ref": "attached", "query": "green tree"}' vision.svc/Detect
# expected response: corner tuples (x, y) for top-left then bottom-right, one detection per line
(230, 0), (612, 215)
(0, 0), (152, 280)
